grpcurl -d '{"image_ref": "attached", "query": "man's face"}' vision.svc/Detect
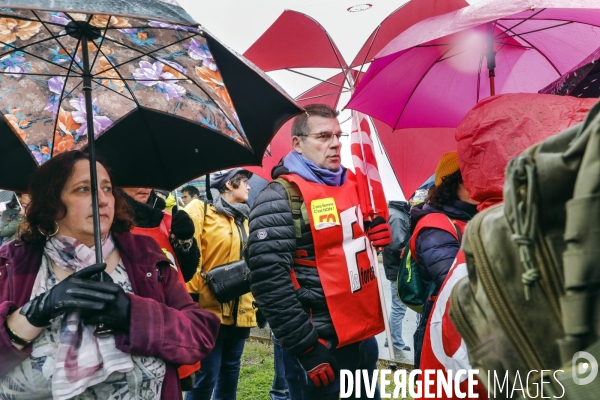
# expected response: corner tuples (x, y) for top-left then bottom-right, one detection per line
(181, 190), (197, 206)
(121, 187), (151, 204)
(292, 116), (342, 171)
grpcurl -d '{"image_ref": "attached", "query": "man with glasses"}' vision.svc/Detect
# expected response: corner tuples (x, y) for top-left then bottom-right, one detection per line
(247, 104), (392, 400)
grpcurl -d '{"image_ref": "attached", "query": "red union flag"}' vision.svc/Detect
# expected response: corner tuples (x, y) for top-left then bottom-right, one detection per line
(350, 111), (389, 221)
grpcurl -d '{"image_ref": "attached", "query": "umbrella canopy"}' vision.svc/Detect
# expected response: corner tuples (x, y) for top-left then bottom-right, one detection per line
(0, 0), (302, 192)
(346, 0), (600, 129)
(224, 0), (467, 200)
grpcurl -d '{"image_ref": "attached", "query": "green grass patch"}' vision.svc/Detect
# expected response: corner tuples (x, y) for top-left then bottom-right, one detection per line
(236, 340), (413, 399)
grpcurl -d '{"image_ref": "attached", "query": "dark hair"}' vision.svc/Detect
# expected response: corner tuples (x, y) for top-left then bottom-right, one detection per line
(181, 185), (200, 197)
(217, 171), (250, 194)
(291, 104), (339, 139)
(21, 150), (134, 243)
(426, 170), (463, 209)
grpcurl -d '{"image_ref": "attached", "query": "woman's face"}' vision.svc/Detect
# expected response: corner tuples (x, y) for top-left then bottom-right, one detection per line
(56, 160), (115, 246)
(226, 176), (251, 204)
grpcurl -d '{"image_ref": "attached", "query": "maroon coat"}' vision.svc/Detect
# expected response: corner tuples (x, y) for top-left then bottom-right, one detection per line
(0, 231), (220, 399)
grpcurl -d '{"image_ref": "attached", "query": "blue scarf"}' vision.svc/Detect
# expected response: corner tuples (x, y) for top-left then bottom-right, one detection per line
(283, 151), (347, 187)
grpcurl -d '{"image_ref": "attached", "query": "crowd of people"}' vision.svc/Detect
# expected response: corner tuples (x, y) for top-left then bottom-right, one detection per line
(0, 97), (594, 399)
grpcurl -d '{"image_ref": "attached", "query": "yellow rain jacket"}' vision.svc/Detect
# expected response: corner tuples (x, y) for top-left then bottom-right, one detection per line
(185, 198), (256, 327)
(165, 193), (177, 213)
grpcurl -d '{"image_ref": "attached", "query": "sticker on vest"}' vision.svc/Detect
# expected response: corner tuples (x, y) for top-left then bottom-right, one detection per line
(310, 197), (340, 230)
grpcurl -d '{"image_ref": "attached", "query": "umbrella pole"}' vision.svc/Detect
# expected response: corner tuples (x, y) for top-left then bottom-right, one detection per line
(81, 35), (103, 263)
(81, 34), (113, 337)
(486, 23), (496, 97)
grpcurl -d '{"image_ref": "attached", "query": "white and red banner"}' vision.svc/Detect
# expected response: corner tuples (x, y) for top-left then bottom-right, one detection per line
(416, 251), (488, 399)
(350, 111), (389, 222)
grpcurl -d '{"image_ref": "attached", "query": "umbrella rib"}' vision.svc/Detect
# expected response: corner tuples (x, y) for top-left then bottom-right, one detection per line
(0, 71), (69, 77)
(94, 44), (142, 109)
(97, 34), (193, 72)
(50, 31), (85, 159)
(497, 21), (573, 39)
(0, 36), (75, 73)
(297, 90), (350, 101)
(90, 78), (136, 102)
(284, 69), (349, 89)
(495, 22), (561, 76)
(357, 24), (380, 67)
(88, 19), (113, 74)
(392, 45), (457, 129)
(30, 10), (83, 73)
(494, 8), (546, 37)
(325, 32), (351, 88)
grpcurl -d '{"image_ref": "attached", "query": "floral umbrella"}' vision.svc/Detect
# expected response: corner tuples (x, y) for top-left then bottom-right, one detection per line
(0, 0), (301, 259)
(0, 0), (301, 191)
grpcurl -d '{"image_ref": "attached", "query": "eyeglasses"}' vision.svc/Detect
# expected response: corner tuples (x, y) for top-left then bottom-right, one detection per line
(240, 178), (249, 186)
(298, 132), (349, 143)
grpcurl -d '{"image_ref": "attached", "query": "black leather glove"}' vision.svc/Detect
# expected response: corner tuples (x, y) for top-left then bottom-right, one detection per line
(20, 263), (117, 327)
(296, 340), (339, 387)
(84, 271), (131, 332)
(171, 210), (195, 240)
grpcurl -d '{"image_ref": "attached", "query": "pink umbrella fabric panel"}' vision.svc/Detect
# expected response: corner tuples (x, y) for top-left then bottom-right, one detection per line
(347, 0), (600, 129)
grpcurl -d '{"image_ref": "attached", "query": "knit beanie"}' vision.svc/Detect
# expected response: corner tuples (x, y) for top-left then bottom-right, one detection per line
(434, 151), (460, 186)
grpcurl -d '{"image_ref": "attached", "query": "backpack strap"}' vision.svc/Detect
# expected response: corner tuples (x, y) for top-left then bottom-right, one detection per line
(273, 178), (307, 239)
(409, 213), (464, 265)
(273, 177), (302, 218)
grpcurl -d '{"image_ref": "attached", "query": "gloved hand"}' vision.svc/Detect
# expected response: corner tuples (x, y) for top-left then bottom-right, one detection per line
(297, 340), (338, 387)
(20, 263), (117, 327)
(171, 210), (195, 240)
(366, 216), (392, 247)
(84, 271), (131, 332)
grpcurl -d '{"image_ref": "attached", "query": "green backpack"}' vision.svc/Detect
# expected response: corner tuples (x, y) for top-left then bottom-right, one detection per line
(450, 100), (600, 399)
(397, 213), (463, 314)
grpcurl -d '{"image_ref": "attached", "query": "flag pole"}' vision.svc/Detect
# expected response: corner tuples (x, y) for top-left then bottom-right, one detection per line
(353, 110), (396, 363)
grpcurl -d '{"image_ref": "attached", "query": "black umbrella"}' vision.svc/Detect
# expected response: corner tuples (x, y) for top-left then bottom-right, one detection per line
(539, 46), (600, 98)
(0, 0), (302, 262)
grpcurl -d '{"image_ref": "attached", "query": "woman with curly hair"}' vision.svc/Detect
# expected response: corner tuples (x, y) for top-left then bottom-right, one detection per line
(408, 151), (479, 368)
(0, 150), (220, 399)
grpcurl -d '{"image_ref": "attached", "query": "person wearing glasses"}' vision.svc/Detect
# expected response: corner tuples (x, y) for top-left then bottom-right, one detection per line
(247, 104), (392, 400)
(181, 168), (257, 400)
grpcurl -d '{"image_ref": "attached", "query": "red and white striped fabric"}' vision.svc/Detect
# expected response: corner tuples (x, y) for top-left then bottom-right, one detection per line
(416, 250), (488, 399)
(350, 111), (389, 221)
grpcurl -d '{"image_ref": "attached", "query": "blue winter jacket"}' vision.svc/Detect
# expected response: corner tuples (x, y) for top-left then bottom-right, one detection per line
(409, 200), (478, 295)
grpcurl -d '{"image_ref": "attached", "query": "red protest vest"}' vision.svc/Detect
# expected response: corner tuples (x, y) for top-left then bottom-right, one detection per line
(409, 213), (467, 265)
(280, 173), (385, 347)
(130, 211), (199, 378)
(131, 211), (185, 284)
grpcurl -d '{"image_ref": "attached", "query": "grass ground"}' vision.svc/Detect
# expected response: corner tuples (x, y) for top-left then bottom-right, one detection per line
(236, 340), (414, 400)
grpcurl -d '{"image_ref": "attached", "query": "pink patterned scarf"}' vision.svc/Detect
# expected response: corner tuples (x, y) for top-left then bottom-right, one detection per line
(37, 234), (134, 399)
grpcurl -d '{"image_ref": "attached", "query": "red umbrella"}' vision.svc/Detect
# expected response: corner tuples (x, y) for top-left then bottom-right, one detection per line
(239, 0), (468, 196)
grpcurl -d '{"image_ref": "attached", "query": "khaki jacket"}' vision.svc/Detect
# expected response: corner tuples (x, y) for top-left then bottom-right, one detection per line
(185, 198), (256, 327)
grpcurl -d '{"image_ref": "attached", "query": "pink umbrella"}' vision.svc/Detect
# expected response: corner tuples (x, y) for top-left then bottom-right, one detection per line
(346, 0), (600, 129)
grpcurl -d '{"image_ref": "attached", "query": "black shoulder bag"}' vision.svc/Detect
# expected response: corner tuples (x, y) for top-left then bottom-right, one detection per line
(200, 200), (251, 304)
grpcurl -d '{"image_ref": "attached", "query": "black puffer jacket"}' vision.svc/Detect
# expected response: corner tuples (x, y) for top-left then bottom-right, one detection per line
(247, 164), (332, 356)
